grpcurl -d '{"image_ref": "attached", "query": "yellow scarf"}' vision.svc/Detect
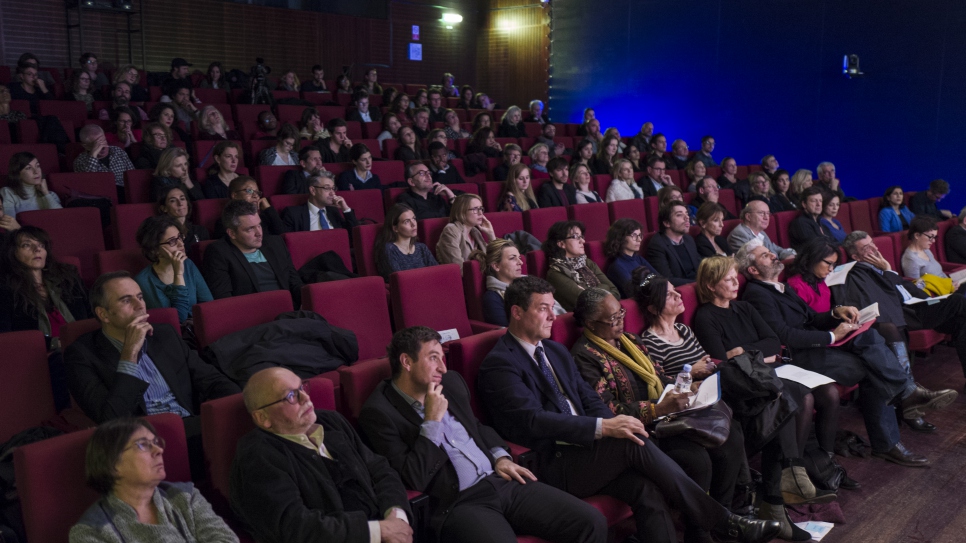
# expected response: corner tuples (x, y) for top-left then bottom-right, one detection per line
(584, 329), (663, 399)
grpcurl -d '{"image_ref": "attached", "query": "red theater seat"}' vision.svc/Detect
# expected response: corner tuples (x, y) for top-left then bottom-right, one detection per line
(390, 264), (502, 338)
(773, 210), (800, 249)
(418, 217), (451, 256)
(446, 329), (506, 420)
(18, 208), (104, 283)
(282, 229), (352, 270)
(549, 312), (580, 348)
(676, 283), (699, 328)
(524, 207), (567, 242)
(112, 203), (157, 249)
(848, 200), (874, 233)
(0, 331), (58, 443)
(252, 165), (297, 198)
(48, 172), (118, 206)
(192, 198), (228, 236)
(95, 248), (150, 276)
(124, 169), (155, 204)
(192, 290), (294, 350)
(526, 249), (549, 278)
(341, 189), (385, 224)
(337, 358), (392, 426)
(302, 276), (393, 361)
(487, 211), (524, 238)
(608, 199), (648, 229)
(568, 202), (610, 241)
(38, 100), (88, 128)
(353, 223), (382, 276)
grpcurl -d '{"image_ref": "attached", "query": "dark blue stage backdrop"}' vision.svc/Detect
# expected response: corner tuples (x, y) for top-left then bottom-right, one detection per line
(549, 0), (966, 212)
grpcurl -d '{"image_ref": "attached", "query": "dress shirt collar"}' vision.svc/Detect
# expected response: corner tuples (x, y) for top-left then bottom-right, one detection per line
(763, 280), (785, 293)
(508, 331), (543, 361)
(278, 424), (330, 458)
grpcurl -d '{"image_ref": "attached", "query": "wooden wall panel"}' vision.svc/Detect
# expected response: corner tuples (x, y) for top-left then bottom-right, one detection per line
(477, 0), (550, 114)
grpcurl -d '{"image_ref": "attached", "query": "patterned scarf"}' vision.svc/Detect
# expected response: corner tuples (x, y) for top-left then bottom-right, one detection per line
(550, 256), (600, 289)
(584, 329), (663, 399)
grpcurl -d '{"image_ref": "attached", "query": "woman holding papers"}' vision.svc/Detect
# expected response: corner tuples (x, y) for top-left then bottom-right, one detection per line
(568, 287), (748, 528)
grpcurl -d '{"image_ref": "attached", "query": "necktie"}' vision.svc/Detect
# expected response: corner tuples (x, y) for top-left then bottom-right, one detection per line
(534, 346), (571, 414)
(318, 209), (331, 230)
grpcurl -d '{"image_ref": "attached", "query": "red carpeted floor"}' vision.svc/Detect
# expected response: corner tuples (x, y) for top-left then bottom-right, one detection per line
(805, 344), (966, 543)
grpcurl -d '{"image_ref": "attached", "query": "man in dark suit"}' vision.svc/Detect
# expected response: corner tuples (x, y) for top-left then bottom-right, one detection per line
(231, 367), (414, 543)
(645, 201), (702, 286)
(428, 142), (465, 185)
(359, 327), (606, 543)
(346, 91), (383, 123)
(737, 240), (954, 467)
(836, 231), (966, 388)
(787, 187), (834, 250)
(281, 171), (359, 233)
(427, 89), (447, 124)
(280, 145), (326, 195)
(203, 199), (304, 307)
(536, 157), (577, 208)
(945, 210), (966, 264)
(398, 162), (458, 220)
(637, 155), (674, 198)
(477, 276), (781, 543)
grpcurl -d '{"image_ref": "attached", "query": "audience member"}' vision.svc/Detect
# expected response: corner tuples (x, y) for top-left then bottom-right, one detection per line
(543, 221), (619, 310)
(276, 69), (300, 91)
(134, 215), (212, 324)
(878, 185), (915, 233)
(836, 231), (966, 384)
(457, 85), (475, 109)
(788, 169), (812, 206)
(203, 199), (302, 305)
(537, 123), (567, 159)
(64, 270), (239, 424)
(644, 201), (702, 286)
(945, 207), (966, 264)
(692, 177), (736, 220)
(161, 57), (195, 98)
(760, 155), (779, 179)
(536, 157), (577, 207)
(97, 82), (148, 122)
(658, 186), (685, 215)
(77, 53), (109, 87)
(604, 218), (657, 297)
(148, 102), (189, 143)
(426, 88), (446, 124)
(335, 75), (353, 94)
(908, 179), (953, 220)
(477, 239), (565, 326)
(114, 64), (149, 102)
(815, 162), (846, 201)
(477, 276), (781, 543)
(74, 124), (136, 190)
(280, 146), (326, 195)
(491, 143), (521, 181)
(358, 67), (382, 95)
(282, 171), (359, 233)
(377, 113), (402, 151)
(623, 143), (643, 172)
(900, 216), (962, 290)
(528, 143), (550, 177)
(394, 126), (427, 162)
(683, 160), (707, 193)
(667, 139), (691, 170)
(631, 122), (653, 153)
(216, 176), (287, 236)
(770, 170), (797, 212)
(198, 105), (239, 141)
(695, 202), (734, 257)
(105, 106), (140, 149)
(717, 157), (739, 190)
(9, 63), (52, 115)
(525, 99), (549, 124)
(164, 84), (201, 130)
(389, 93), (411, 122)
(572, 163), (603, 204)
(411, 88), (429, 110)
(497, 106), (526, 138)
(820, 193), (847, 243)
(572, 287), (746, 511)
(348, 91), (383, 123)
(728, 200), (796, 259)
(2, 152), (62, 216)
(336, 143), (382, 191)
(442, 109), (470, 141)
(17, 53), (56, 88)
(591, 136), (619, 176)
(788, 186), (834, 250)
(230, 367), (413, 543)
(639, 155), (674, 198)
(373, 204), (437, 280)
(69, 70), (97, 113)
(301, 65), (328, 92)
(573, 139), (595, 171)
(397, 162), (457, 220)
(436, 194), (496, 270)
(70, 418), (238, 542)
(252, 110), (279, 140)
(474, 92), (497, 111)
(411, 108), (431, 140)
(134, 122), (170, 170)
(157, 186), (209, 258)
(605, 159), (643, 202)
(151, 147), (203, 202)
(500, 163), (537, 212)
(692, 135), (716, 168)
(427, 141), (464, 185)
(202, 141), (243, 199)
(748, 171), (775, 209)
(199, 61), (224, 89)
(258, 123), (299, 166)
(360, 326), (607, 542)
(0, 87), (27, 126)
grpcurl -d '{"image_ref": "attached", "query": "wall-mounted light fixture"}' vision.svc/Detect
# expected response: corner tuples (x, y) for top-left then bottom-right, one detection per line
(442, 12), (462, 29)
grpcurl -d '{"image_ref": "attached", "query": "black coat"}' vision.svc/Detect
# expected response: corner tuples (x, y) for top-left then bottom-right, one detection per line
(644, 232), (702, 286)
(694, 233), (733, 257)
(945, 225), (966, 264)
(202, 235), (304, 307)
(63, 324), (239, 423)
(230, 410), (412, 543)
(280, 169), (311, 195)
(787, 214), (834, 250)
(0, 272), (91, 333)
(829, 263), (928, 328)
(133, 145), (164, 170)
(335, 170), (383, 192)
(346, 109), (383, 123)
(280, 202), (359, 233)
(359, 373), (508, 534)
(536, 182), (577, 208)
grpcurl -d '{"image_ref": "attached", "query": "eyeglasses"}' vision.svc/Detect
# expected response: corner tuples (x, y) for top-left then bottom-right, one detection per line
(753, 211), (771, 217)
(234, 188), (263, 198)
(821, 259), (837, 268)
(256, 380), (309, 410)
(85, 59), (98, 64)
(594, 308), (626, 327)
(565, 234), (585, 241)
(311, 184), (336, 192)
(468, 206), (485, 214)
(161, 233), (185, 247)
(628, 233), (643, 240)
(411, 170), (431, 178)
(125, 436), (165, 453)
(923, 233), (937, 241)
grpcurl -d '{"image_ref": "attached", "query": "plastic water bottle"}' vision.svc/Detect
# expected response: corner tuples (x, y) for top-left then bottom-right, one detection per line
(673, 364), (693, 394)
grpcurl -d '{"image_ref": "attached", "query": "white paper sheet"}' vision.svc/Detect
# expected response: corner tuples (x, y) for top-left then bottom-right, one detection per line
(656, 373), (720, 415)
(824, 261), (857, 287)
(774, 365), (836, 388)
(857, 302), (879, 325)
(438, 328), (460, 343)
(794, 521), (834, 541)
(949, 268), (966, 284)
(904, 294), (951, 305)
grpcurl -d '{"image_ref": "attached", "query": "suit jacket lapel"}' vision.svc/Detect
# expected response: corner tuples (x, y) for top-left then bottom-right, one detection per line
(144, 334), (193, 414)
(506, 335), (569, 415)
(227, 240), (259, 290)
(301, 204), (312, 231)
(95, 332), (147, 413)
(543, 347), (584, 415)
(662, 234), (685, 273)
(260, 238), (289, 289)
(383, 383), (425, 429)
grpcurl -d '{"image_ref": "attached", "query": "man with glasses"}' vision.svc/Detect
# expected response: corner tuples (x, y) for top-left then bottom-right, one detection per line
(231, 367), (414, 543)
(836, 231), (966, 391)
(645, 201), (703, 286)
(738, 239), (955, 467)
(638, 155), (674, 198)
(280, 146), (326, 195)
(728, 199), (796, 259)
(282, 171), (358, 232)
(908, 179), (953, 220)
(397, 162), (458, 220)
(692, 177), (736, 220)
(64, 271), (239, 473)
(478, 276), (782, 543)
(667, 139), (691, 170)
(204, 199), (304, 306)
(427, 88), (447, 124)
(348, 90), (383, 123)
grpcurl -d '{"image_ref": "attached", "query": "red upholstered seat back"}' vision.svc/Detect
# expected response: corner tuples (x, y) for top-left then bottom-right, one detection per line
(524, 207), (568, 242)
(608, 199), (647, 228)
(113, 203), (157, 249)
(390, 264), (473, 338)
(568, 202), (610, 241)
(676, 283), (700, 328)
(446, 329), (506, 420)
(337, 358), (392, 426)
(549, 312), (581, 348)
(0, 331), (57, 442)
(95, 248), (150, 276)
(302, 276), (393, 361)
(192, 290), (295, 349)
(18, 208), (105, 283)
(282, 229), (352, 270)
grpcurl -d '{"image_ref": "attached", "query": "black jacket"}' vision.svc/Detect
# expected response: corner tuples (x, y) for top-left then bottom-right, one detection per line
(202, 235), (304, 307)
(335, 170), (383, 192)
(536, 182), (577, 208)
(636, 177), (662, 198)
(644, 232), (702, 286)
(0, 272), (91, 333)
(64, 324), (239, 423)
(695, 233), (733, 257)
(946, 225), (966, 264)
(133, 145), (164, 170)
(280, 169), (311, 195)
(359, 373), (508, 535)
(230, 410), (412, 543)
(213, 207), (288, 238)
(829, 263), (928, 328)
(346, 109), (383, 123)
(496, 122), (526, 138)
(788, 214), (834, 250)
(280, 202), (359, 232)
(396, 189), (452, 220)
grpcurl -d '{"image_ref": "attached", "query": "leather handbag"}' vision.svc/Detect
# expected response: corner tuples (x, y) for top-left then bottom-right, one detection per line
(652, 400), (733, 448)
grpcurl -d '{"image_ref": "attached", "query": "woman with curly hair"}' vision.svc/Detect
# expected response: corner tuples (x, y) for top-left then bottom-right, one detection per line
(603, 218), (657, 297)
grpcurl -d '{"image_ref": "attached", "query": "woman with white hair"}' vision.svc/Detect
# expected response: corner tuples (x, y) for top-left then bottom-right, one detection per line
(198, 106), (240, 141)
(497, 105), (526, 138)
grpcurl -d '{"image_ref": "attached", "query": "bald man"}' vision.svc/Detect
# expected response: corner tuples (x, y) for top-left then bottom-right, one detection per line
(230, 368), (413, 543)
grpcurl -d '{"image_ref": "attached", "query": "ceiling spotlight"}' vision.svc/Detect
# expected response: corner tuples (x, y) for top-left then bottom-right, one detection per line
(441, 13), (463, 24)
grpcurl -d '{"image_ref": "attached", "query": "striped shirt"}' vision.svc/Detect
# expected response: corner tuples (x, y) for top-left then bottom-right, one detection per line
(641, 323), (709, 376)
(105, 332), (191, 417)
